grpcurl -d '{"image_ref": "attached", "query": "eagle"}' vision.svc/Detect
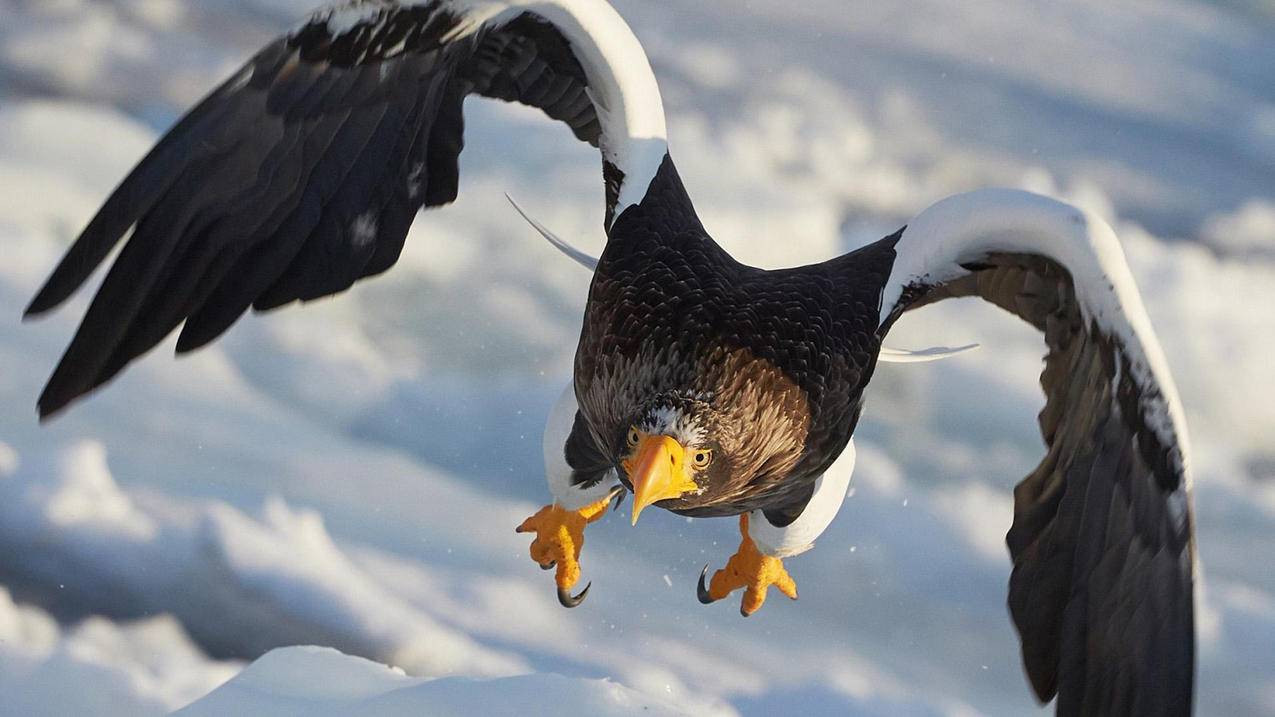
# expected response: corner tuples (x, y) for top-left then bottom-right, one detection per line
(25, 1), (1195, 714)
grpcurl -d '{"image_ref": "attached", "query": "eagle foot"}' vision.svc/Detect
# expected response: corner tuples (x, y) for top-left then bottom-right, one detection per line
(516, 494), (613, 608)
(697, 514), (798, 616)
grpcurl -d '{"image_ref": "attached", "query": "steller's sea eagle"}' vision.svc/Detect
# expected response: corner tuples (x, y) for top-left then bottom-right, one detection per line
(25, 1), (1194, 714)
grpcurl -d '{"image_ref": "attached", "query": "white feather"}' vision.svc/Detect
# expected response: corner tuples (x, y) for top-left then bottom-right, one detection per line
(747, 440), (855, 558)
(542, 383), (619, 510)
(314, 2), (669, 225)
(506, 195), (598, 270)
(880, 188), (1191, 479)
(453, 0), (669, 225)
(315, 1), (392, 35)
(877, 343), (979, 363)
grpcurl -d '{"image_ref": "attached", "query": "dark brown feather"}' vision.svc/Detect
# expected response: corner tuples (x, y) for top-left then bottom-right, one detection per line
(572, 155), (896, 517)
(884, 253), (1194, 717)
(29, 2), (606, 419)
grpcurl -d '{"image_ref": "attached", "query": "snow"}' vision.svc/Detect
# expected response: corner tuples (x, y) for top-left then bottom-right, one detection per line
(0, 585), (238, 717)
(176, 645), (697, 716)
(1201, 199), (1275, 260)
(0, 439), (526, 679)
(1, 0), (1273, 715)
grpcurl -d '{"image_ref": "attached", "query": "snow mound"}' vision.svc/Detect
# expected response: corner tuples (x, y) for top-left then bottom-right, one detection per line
(0, 439), (526, 679)
(176, 646), (694, 717)
(1201, 199), (1275, 260)
(0, 586), (238, 717)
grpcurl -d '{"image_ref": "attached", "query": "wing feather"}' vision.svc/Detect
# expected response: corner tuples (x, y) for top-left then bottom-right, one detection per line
(29, 0), (669, 418)
(878, 189), (1194, 716)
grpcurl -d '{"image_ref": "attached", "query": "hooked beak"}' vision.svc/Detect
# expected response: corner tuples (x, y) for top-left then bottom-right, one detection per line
(623, 434), (698, 526)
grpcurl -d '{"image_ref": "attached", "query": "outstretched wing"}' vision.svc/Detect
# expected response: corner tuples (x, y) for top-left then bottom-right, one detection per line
(26, 0), (668, 419)
(878, 189), (1195, 716)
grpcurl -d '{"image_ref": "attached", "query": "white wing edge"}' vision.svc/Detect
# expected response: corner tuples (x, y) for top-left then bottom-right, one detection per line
(458, 0), (670, 225)
(313, 0), (670, 226)
(880, 188), (1192, 485)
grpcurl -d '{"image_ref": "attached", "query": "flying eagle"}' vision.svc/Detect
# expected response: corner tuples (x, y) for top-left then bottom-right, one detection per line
(26, 1), (1194, 714)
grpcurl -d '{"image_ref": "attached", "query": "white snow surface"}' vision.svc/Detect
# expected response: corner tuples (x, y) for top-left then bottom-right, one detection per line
(1, 0), (1273, 715)
(176, 645), (695, 716)
(0, 583), (239, 716)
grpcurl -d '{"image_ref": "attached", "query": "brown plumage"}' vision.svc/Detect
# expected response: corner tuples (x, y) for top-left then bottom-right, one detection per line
(885, 251), (1194, 714)
(572, 155), (895, 520)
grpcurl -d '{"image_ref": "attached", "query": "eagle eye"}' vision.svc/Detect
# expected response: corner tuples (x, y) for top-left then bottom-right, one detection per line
(691, 448), (713, 469)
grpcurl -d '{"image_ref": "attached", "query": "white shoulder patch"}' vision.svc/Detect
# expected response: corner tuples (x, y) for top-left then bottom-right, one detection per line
(459, 0), (669, 223)
(542, 382), (620, 509)
(881, 188), (1191, 475)
(748, 440), (855, 558)
(314, 1), (670, 226)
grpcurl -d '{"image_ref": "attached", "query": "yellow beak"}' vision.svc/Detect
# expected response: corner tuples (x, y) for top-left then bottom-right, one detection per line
(624, 434), (698, 526)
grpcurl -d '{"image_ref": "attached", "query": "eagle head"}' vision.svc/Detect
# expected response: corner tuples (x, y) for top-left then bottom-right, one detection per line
(580, 345), (814, 522)
(616, 391), (729, 523)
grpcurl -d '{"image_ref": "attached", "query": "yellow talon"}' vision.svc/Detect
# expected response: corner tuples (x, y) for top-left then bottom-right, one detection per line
(698, 514), (798, 616)
(516, 493), (613, 607)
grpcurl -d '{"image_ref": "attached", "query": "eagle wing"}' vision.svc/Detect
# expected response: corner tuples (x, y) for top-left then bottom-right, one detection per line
(26, 0), (668, 418)
(878, 189), (1195, 716)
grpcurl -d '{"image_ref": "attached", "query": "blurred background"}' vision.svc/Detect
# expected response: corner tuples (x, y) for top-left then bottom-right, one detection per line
(1, 0), (1273, 714)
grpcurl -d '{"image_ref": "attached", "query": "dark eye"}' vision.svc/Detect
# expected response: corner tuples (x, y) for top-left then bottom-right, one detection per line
(691, 449), (713, 468)
(626, 427), (641, 448)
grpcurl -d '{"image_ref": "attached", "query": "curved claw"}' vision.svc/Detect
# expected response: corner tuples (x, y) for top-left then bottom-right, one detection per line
(540, 561), (555, 571)
(696, 515), (799, 616)
(558, 581), (591, 608)
(697, 564), (718, 604)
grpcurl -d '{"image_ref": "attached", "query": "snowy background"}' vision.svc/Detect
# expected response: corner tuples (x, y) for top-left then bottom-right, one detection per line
(1, 0), (1274, 714)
